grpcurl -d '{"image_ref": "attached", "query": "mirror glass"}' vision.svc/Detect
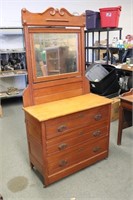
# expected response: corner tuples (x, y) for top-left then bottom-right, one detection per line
(33, 33), (78, 77)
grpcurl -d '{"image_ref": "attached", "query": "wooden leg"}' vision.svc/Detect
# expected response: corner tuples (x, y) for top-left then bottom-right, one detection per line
(117, 105), (124, 145)
(0, 194), (3, 200)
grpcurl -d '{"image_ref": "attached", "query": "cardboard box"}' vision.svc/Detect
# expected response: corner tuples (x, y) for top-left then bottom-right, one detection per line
(111, 97), (120, 121)
(95, 40), (107, 60)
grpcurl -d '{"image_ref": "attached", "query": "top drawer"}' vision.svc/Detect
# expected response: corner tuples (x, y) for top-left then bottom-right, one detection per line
(45, 105), (110, 139)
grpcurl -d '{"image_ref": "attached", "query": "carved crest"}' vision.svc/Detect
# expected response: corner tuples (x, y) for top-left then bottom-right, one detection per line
(21, 7), (85, 27)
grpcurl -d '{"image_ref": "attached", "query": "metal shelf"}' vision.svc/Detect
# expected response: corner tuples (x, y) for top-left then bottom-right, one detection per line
(0, 27), (27, 103)
(0, 89), (24, 99)
(0, 49), (25, 54)
(0, 70), (27, 78)
(85, 27), (122, 33)
(85, 27), (123, 65)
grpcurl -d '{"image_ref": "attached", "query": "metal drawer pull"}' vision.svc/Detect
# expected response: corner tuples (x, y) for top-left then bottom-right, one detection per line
(57, 125), (67, 132)
(93, 146), (101, 152)
(58, 143), (68, 150)
(94, 114), (102, 121)
(93, 130), (101, 137)
(59, 160), (68, 167)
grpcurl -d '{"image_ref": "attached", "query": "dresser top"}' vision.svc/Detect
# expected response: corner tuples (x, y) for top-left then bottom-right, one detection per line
(23, 93), (112, 121)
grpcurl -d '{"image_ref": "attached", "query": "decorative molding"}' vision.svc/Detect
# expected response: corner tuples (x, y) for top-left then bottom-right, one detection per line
(21, 7), (85, 27)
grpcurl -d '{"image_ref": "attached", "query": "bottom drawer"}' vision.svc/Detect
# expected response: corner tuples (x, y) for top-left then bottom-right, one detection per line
(47, 137), (108, 175)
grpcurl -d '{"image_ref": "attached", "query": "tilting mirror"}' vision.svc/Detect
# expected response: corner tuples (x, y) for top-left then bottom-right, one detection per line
(32, 32), (78, 77)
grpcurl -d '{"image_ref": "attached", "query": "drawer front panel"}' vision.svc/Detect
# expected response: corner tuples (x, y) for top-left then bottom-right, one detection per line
(46, 124), (108, 155)
(47, 137), (108, 175)
(45, 105), (109, 139)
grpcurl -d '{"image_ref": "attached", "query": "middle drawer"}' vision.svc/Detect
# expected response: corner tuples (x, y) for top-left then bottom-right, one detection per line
(46, 123), (108, 155)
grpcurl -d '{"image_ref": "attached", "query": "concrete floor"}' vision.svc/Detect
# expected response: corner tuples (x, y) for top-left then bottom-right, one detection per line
(0, 98), (133, 200)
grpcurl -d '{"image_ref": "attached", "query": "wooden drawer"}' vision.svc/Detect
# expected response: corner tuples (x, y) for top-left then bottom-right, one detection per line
(45, 105), (109, 139)
(46, 123), (108, 155)
(47, 136), (108, 175)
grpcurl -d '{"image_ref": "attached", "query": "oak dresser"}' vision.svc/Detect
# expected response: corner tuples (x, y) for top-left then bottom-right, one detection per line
(23, 93), (111, 186)
(22, 7), (112, 186)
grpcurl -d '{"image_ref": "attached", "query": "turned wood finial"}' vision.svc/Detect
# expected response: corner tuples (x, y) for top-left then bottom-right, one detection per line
(22, 8), (26, 13)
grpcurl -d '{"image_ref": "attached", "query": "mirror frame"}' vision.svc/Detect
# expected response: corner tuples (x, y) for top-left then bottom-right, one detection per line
(29, 28), (82, 83)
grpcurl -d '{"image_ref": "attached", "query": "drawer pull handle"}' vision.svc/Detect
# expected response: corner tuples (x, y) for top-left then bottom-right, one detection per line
(94, 114), (102, 121)
(58, 143), (68, 150)
(57, 125), (67, 133)
(59, 160), (68, 167)
(93, 146), (101, 153)
(93, 130), (101, 137)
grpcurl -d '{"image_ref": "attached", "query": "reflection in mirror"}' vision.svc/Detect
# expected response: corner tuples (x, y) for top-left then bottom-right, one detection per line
(33, 33), (78, 77)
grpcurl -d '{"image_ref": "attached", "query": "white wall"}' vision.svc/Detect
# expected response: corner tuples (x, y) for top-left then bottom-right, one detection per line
(0, 0), (133, 42)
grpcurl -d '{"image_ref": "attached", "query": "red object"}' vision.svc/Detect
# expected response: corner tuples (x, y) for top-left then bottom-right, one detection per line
(99, 6), (121, 28)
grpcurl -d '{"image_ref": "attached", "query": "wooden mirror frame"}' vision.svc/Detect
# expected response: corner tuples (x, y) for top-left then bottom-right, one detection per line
(22, 7), (90, 107)
(29, 28), (82, 82)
